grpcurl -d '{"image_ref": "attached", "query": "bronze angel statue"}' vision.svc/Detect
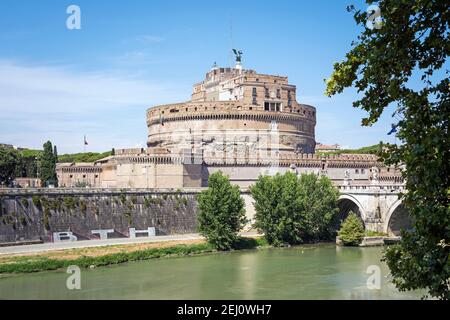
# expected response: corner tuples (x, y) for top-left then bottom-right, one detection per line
(232, 49), (243, 63)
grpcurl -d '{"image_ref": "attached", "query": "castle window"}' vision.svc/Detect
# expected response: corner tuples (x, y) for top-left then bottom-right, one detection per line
(266, 102), (281, 111)
(252, 87), (257, 96)
(83, 175), (86, 178)
(287, 90), (292, 107)
(355, 169), (359, 174)
(265, 88), (269, 98)
(252, 97), (257, 105)
(361, 169), (365, 174)
(69, 175), (73, 178)
(276, 89), (281, 99)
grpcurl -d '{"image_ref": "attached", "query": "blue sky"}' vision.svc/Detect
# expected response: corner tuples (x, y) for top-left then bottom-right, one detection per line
(0, 0), (405, 153)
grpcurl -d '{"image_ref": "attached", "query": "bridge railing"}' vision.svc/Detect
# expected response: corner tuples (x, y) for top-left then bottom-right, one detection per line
(338, 184), (405, 193)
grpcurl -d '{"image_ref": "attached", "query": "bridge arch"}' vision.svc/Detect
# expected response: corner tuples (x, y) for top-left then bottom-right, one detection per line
(384, 200), (413, 236)
(335, 194), (366, 230)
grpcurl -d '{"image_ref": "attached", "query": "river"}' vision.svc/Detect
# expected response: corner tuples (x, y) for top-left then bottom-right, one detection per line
(0, 244), (424, 299)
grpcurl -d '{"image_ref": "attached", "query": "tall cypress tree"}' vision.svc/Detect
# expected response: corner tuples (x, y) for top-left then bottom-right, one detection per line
(53, 145), (58, 163)
(39, 141), (57, 186)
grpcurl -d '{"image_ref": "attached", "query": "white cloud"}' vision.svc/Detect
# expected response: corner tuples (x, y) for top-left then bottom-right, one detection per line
(0, 60), (181, 115)
(135, 35), (165, 43)
(0, 60), (187, 153)
(104, 50), (170, 66)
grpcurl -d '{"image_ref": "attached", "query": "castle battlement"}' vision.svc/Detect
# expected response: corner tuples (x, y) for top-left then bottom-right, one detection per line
(146, 100), (316, 124)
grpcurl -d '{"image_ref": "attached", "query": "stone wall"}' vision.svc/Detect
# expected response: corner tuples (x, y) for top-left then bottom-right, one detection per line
(0, 188), (199, 244)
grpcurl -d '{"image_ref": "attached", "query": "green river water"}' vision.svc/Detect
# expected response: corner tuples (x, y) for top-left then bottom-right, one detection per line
(0, 244), (424, 299)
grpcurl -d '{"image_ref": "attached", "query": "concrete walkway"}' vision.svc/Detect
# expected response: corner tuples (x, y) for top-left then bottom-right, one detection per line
(0, 231), (260, 256)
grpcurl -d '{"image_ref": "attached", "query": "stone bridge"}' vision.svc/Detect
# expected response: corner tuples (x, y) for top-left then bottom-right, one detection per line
(335, 184), (410, 236)
(242, 183), (411, 236)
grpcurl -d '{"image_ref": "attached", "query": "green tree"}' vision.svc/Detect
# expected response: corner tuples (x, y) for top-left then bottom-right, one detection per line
(250, 172), (339, 246)
(298, 173), (340, 240)
(0, 146), (21, 186)
(53, 145), (58, 163)
(325, 1), (449, 299)
(197, 171), (246, 250)
(39, 141), (57, 187)
(338, 212), (365, 246)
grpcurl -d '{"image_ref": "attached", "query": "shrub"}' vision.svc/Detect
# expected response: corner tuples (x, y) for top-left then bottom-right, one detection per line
(74, 181), (88, 188)
(79, 200), (87, 215)
(250, 172), (339, 246)
(197, 171), (247, 250)
(32, 196), (41, 209)
(63, 196), (76, 211)
(21, 198), (29, 208)
(143, 197), (151, 209)
(119, 193), (127, 205)
(338, 212), (365, 246)
(365, 230), (387, 237)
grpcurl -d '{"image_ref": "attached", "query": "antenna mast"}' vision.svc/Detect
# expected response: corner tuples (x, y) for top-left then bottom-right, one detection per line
(228, 16), (233, 67)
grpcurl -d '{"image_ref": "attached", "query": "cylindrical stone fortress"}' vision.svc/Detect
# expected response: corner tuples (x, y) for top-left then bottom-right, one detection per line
(147, 67), (316, 157)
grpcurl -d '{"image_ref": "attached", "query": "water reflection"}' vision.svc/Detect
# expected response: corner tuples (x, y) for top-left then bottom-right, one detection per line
(0, 245), (423, 300)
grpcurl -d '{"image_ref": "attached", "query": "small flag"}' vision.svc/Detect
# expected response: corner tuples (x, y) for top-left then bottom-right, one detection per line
(387, 124), (397, 135)
(84, 135), (89, 145)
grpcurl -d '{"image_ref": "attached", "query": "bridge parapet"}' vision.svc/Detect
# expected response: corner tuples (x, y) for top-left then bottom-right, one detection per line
(338, 184), (405, 194)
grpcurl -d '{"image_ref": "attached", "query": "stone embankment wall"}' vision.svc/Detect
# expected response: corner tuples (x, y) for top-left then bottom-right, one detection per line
(0, 188), (199, 243)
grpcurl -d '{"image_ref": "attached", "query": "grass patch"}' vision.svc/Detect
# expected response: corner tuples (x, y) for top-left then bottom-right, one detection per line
(0, 243), (215, 274)
(0, 236), (267, 274)
(364, 230), (388, 237)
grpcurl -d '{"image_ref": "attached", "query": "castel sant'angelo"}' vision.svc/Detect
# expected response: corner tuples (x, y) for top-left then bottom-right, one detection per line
(57, 52), (400, 189)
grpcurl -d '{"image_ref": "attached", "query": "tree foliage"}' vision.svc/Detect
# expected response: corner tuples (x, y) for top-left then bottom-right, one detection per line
(250, 172), (339, 246)
(316, 143), (383, 156)
(0, 146), (21, 185)
(325, 0), (449, 299)
(197, 171), (247, 250)
(338, 212), (365, 246)
(39, 141), (57, 186)
(57, 151), (111, 163)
